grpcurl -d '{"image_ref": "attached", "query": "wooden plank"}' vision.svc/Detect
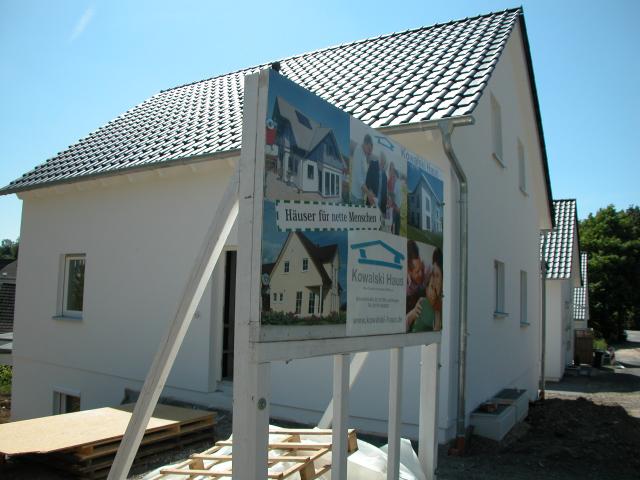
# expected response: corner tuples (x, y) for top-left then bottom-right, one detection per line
(418, 343), (440, 480)
(387, 347), (403, 480)
(0, 404), (214, 456)
(107, 163), (239, 480)
(331, 354), (349, 480)
(256, 331), (441, 362)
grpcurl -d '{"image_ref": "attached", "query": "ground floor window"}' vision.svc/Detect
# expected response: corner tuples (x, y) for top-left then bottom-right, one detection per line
(308, 291), (316, 314)
(53, 390), (81, 415)
(295, 291), (303, 314)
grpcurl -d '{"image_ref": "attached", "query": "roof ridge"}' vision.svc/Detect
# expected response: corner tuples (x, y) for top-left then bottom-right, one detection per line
(159, 7), (522, 95)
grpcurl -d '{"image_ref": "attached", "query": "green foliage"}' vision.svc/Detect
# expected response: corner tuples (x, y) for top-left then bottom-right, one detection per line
(0, 366), (11, 395)
(593, 337), (607, 351)
(580, 205), (640, 341)
(0, 238), (19, 260)
(262, 310), (346, 326)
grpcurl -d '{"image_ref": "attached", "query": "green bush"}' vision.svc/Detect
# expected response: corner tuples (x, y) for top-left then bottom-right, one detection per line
(593, 337), (607, 351)
(0, 365), (11, 395)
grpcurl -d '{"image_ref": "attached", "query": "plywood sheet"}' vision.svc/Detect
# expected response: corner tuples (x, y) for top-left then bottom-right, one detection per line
(0, 403), (214, 455)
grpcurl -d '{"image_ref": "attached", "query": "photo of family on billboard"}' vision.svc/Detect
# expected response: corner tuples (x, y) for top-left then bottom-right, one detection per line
(259, 70), (443, 334)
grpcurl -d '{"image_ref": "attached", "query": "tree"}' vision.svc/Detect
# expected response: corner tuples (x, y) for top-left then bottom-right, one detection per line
(579, 205), (640, 341)
(0, 238), (18, 259)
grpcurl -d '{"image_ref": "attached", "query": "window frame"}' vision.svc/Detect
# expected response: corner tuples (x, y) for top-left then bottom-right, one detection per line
(494, 260), (507, 318)
(520, 270), (528, 325)
(302, 258), (309, 272)
(53, 387), (81, 415)
(295, 291), (303, 314)
(518, 138), (527, 194)
(283, 261), (290, 273)
(308, 291), (316, 315)
(62, 254), (86, 318)
(491, 93), (504, 167)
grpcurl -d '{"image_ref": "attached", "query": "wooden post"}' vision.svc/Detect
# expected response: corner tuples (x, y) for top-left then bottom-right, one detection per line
(387, 347), (403, 480)
(332, 354), (349, 479)
(318, 352), (369, 428)
(419, 343), (440, 480)
(107, 167), (239, 480)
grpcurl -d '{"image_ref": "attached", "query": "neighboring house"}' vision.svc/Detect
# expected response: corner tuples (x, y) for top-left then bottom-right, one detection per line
(540, 199), (582, 381)
(269, 97), (345, 199)
(2, 8), (554, 443)
(265, 232), (340, 317)
(572, 252), (589, 330)
(407, 168), (443, 233)
(0, 260), (17, 334)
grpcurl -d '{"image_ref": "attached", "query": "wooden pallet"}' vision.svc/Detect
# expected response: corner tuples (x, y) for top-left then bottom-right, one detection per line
(150, 428), (358, 479)
(9, 407), (216, 480)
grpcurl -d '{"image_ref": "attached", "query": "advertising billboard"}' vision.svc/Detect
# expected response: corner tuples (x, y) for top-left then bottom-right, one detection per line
(256, 70), (444, 340)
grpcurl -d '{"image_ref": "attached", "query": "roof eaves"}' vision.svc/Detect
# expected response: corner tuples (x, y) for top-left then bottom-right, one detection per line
(517, 10), (554, 228)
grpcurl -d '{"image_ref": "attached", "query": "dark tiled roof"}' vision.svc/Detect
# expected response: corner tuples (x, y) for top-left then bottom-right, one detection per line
(573, 252), (588, 321)
(541, 199), (578, 279)
(2, 9), (522, 194)
(296, 232), (337, 287)
(0, 260), (17, 281)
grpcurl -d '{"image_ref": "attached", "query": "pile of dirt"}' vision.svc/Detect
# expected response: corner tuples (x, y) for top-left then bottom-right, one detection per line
(438, 396), (640, 479)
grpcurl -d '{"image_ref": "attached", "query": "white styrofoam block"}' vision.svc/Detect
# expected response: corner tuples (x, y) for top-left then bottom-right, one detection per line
(470, 404), (516, 441)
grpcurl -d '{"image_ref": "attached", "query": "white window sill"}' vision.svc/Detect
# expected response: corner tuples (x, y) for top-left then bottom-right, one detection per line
(53, 314), (83, 322)
(493, 311), (509, 319)
(520, 321), (530, 327)
(519, 186), (529, 197)
(492, 152), (505, 168)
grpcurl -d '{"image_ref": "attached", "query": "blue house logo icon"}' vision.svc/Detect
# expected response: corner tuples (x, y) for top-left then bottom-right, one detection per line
(350, 240), (405, 270)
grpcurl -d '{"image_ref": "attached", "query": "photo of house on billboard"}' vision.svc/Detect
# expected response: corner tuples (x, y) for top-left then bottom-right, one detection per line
(259, 70), (444, 335)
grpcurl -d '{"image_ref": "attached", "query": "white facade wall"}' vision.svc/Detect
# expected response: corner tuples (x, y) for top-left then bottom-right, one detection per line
(11, 23), (552, 444)
(12, 160), (237, 420)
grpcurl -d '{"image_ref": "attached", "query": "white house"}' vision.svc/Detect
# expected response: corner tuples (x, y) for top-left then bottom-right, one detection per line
(540, 199), (583, 381)
(268, 97), (345, 199)
(407, 170), (444, 234)
(3, 8), (554, 443)
(264, 232), (340, 318)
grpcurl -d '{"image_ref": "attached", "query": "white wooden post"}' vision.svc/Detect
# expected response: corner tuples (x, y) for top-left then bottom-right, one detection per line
(418, 343), (440, 480)
(107, 167), (239, 480)
(318, 352), (369, 428)
(232, 70), (271, 480)
(332, 353), (350, 479)
(387, 347), (403, 480)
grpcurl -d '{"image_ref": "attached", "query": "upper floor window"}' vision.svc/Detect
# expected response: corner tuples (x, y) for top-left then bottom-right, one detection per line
(518, 139), (527, 193)
(491, 93), (504, 167)
(283, 261), (290, 273)
(520, 270), (528, 325)
(63, 255), (85, 317)
(494, 260), (506, 317)
(302, 258), (309, 272)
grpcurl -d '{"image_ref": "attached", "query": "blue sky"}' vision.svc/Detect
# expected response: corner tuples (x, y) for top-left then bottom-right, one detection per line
(1, 0), (638, 240)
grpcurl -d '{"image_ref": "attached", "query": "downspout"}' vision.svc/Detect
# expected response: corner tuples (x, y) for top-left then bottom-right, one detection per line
(539, 233), (548, 400)
(381, 115), (473, 452)
(436, 119), (471, 453)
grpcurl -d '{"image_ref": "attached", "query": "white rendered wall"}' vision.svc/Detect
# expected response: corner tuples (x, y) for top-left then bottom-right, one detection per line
(12, 159), (237, 420)
(544, 281), (564, 381)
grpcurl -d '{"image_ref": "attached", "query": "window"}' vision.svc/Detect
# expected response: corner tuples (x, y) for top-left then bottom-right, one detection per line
(520, 270), (528, 325)
(279, 293), (283, 302)
(295, 291), (303, 314)
(284, 261), (290, 273)
(330, 173), (336, 196)
(518, 139), (527, 193)
(307, 164), (314, 180)
(295, 110), (312, 129)
(53, 390), (81, 415)
(63, 255), (85, 317)
(302, 258), (309, 272)
(308, 291), (316, 314)
(491, 94), (504, 166)
(325, 172), (330, 196)
(494, 260), (506, 317)
(273, 292), (277, 303)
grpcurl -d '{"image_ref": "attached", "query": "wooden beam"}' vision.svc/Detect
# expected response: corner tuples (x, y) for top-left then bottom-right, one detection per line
(419, 343), (440, 480)
(387, 347), (403, 480)
(331, 354), (349, 479)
